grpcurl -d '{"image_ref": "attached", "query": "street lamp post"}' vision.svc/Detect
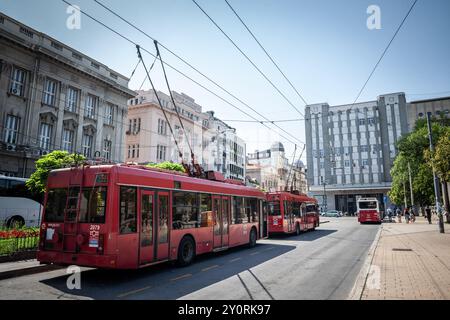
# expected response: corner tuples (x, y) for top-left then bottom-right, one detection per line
(426, 112), (444, 233)
(320, 176), (327, 213)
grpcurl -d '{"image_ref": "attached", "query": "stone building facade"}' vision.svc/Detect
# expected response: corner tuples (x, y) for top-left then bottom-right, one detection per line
(0, 13), (135, 177)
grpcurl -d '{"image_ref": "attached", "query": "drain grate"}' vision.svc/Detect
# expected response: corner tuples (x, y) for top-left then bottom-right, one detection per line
(392, 248), (413, 252)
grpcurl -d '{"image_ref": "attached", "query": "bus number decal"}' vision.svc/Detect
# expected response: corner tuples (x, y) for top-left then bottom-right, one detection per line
(89, 224), (100, 248)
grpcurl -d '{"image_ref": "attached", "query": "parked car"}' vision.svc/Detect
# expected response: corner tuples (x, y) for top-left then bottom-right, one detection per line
(323, 210), (341, 217)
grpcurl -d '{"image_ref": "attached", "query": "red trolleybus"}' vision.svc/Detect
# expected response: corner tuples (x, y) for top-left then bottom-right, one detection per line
(266, 191), (319, 236)
(37, 164), (267, 269)
(357, 197), (382, 224)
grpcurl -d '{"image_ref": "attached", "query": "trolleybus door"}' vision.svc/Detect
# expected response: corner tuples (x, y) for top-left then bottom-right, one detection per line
(156, 192), (170, 261)
(261, 200), (268, 238)
(221, 197), (230, 247)
(285, 201), (294, 233)
(138, 190), (155, 265)
(213, 195), (230, 249)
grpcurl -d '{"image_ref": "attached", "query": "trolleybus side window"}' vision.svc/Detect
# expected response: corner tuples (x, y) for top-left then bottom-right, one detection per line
(293, 202), (301, 217)
(172, 191), (199, 229)
(44, 188), (66, 222)
(199, 194), (212, 227)
(79, 187), (107, 223)
(267, 200), (281, 216)
(249, 198), (259, 223)
(119, 186), (137, 234)
(233, 197), (250, 224)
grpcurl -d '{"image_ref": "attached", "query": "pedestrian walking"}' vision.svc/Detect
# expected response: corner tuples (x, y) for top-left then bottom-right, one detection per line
(396, 207), (402, 223)
(410, 207), (416, 223)
(387, 208), (393, 222)
(404, 207), (410, 224)
(425, 206), (432, 224)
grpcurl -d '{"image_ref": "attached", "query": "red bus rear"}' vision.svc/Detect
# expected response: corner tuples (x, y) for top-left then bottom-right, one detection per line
(267, 192), (319, 236)
(37, 164), (267, 269)
(357, 198), (382, 224)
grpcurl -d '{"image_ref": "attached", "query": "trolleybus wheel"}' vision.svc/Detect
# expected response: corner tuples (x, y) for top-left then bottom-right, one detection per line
(295, 223), (301, 235)
(177, 236), (195, 267)
(248, 228), (257, 247)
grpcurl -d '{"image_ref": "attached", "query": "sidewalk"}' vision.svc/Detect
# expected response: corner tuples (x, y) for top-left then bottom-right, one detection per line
(361, 216), (450, 299)
(0, 259), (61, 280)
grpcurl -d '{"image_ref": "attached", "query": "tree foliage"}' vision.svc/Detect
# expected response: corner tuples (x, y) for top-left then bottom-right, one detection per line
(389, 119), (448, 206)
(146, 161), (186, 173)
(426, 128), (450, 182)
(26, 151), (85, 194)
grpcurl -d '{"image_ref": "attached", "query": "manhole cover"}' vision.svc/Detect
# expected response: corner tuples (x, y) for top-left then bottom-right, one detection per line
(392, 248), (413, 252)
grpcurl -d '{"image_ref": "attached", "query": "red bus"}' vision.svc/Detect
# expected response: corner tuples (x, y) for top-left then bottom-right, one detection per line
(357, 198), (382, 224)
(266, 192), (320, 236)
(37, 164), (267, 269)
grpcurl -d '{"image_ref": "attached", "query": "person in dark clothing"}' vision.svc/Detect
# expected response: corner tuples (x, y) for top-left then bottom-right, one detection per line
(425, 206), (432, 224)
(404, 207), (410, 223)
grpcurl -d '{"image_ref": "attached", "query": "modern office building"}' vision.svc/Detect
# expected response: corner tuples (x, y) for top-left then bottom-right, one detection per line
(305, 92), (409, 213)
(0, 12), (135, 177)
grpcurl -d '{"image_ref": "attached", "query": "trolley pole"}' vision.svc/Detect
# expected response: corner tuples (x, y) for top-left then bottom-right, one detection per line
(426, 112), (444, 233)
(408, 161), (415, 215)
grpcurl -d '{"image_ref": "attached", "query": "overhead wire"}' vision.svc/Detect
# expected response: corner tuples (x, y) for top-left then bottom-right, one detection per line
(62, 0), (304, 147)
(92, 0), (305, 145)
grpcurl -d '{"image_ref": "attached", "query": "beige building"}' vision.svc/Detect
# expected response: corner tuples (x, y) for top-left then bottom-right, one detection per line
(0, 13), (135, 177)
(246, 142), (307, 193)
(407, 96), (450, 131)
(126, 90), (203, 165)
(125, 90), (247, 181)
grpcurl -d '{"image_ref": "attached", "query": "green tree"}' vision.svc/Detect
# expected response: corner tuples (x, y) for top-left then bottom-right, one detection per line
(428, 128), (450, 182)
(26, 151), (85, 194)
(146, 161), (186, 173)
(389, 120), (448, 207)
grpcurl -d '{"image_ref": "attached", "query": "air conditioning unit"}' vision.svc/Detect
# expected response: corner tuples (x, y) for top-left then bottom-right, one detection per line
(6, 144), (16, 151)
(40, 150), (49, 156)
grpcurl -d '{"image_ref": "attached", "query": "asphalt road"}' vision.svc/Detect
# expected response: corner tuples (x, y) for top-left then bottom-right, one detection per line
(0, 217), (380, 300)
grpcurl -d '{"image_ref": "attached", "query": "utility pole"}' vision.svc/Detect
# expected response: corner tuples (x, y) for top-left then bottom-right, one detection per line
(322, 177), (327, 213)
(408, 161), (415, 215)
(403, 182), (408, 209)
(426, 112), (444, 233)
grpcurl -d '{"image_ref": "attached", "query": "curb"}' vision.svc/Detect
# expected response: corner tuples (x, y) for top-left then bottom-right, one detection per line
(347, 225), (382, 300)
(0, 264), (63, 281)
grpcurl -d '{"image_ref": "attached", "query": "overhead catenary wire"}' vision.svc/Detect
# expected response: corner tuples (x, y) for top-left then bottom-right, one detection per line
(136, 45), (184, 161)
(62, 0), (304, 147)
(191, 0), (305, 118)
(153, 40), (196, 166)
(290, 144), (306, 191)
(285, 144), (297, 191)
(92, 0), (305, 146)
(350, 0), (418, 113)
(224, 0), (308, 106)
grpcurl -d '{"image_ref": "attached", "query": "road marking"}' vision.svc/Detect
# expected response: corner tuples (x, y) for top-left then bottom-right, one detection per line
(117, 285), (152, 298)
(201, 265), (219, 272)
(261, 246), (274, 251)
(229, 257), (242, 263)
(250, 251), (261, 255)
(170, 273), (192, 281)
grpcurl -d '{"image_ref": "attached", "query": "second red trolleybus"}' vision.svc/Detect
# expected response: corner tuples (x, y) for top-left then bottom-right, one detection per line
(267, 191), (320, 236)
(37, 164), (267, 269)
(357, 197), (382, 224)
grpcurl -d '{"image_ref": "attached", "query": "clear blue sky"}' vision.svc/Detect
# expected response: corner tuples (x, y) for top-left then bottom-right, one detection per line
(1, 0), (449, 163)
